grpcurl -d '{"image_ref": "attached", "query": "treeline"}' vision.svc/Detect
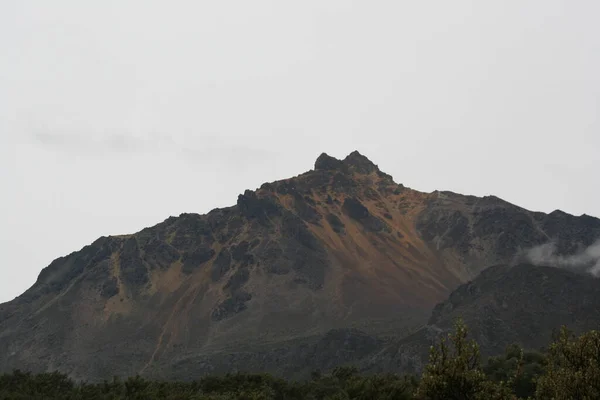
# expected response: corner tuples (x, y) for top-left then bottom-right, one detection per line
(1, 321), (598, 399)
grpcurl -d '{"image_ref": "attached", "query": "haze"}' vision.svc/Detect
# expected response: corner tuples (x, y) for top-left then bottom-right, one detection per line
(1, 1), (599, 303)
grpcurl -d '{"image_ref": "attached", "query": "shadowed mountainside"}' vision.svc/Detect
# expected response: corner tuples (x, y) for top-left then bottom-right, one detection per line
(364, 263), (600, 375)
(1, 151), (599, 381)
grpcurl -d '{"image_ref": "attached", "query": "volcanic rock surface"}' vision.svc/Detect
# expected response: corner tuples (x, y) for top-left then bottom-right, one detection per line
(1, 151), (598, 380)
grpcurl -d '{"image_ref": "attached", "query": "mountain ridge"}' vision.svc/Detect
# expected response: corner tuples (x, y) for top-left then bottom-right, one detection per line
(1, 151), (599, 381)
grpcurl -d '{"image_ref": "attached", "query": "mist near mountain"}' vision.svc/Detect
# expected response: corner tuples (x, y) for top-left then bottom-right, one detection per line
(526, 240), (600, 277)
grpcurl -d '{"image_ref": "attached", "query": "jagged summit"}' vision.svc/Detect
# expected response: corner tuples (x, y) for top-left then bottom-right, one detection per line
(314, 150), (380, 174)
(343, 150), (380, 174)
(314, 153), (343, 171)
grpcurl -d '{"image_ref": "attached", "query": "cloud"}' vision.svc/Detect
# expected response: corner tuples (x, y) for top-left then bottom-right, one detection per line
(28, 130), (280, 168)
(525, 240), (600, 277)
(30, 131), (168, 153)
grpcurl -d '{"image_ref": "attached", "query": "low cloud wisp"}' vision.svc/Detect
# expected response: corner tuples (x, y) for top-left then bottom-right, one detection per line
(525, 240), (600, 277)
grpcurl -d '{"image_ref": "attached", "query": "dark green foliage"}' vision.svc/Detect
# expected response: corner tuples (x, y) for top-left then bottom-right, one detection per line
(485, 344), (546, 398)
(0, 370), (416, 400)
(2, 324), (598, 399)
(535, 327), (600, 399)
(414, 319), (512, 400)
(0, 370), (74, 399)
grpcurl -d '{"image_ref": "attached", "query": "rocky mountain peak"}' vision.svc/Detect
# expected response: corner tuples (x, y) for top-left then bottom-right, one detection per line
(343, 150), (380, 174)
(314, 153), (344, 171)
(314, 151), (380, 175)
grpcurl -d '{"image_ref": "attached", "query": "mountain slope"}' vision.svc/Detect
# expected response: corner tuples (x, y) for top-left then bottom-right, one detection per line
(366, 263), (600, 375)
(1, 151), (599, 380)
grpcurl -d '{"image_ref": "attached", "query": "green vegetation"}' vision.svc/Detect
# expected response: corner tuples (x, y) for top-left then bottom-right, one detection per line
(0, 370), (416, 400)
(415, 319), (512, 400)
(535, 326), (600, 399)
(1, 322), (598, 399)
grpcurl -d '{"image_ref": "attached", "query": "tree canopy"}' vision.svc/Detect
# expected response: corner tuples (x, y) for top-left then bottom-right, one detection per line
(1, 322), (598, 399)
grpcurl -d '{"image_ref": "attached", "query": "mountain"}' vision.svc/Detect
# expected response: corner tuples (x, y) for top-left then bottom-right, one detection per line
(429, 263), (600, 354)
(365, 263), (600, 375)
(1, 151), (599, 381)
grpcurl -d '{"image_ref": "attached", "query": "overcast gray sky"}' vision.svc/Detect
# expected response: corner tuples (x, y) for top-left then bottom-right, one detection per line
(1, 1), (599, 303)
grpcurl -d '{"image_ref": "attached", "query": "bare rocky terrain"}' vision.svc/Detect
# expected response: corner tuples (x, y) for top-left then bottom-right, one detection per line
(1, 151), (599, 381)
